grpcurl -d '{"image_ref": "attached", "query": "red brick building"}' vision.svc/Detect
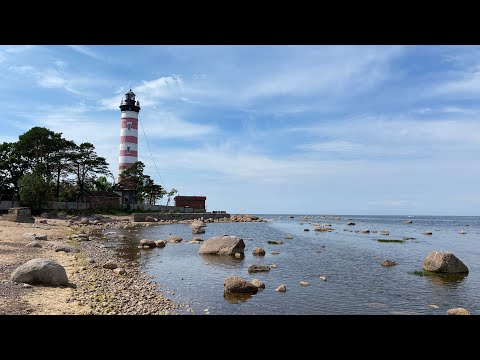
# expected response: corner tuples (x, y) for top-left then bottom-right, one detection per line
(174, 196), (206, 210)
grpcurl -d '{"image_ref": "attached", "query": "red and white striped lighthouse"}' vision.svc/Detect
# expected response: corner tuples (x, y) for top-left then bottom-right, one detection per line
(118, 89), (141, 183)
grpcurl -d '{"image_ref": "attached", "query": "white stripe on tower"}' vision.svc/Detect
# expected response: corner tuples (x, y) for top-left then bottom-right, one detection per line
(118, 90), (141, 183)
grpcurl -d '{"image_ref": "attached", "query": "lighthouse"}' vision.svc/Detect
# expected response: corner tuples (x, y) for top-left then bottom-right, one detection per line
(118, 89), (141, 183)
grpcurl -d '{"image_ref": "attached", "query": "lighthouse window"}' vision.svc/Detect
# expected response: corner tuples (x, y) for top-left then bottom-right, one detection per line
(127, 122), (132, 130)
(126, 146), (131, 154)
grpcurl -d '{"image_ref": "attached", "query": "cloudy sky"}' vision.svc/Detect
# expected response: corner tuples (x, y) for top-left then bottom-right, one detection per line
(1, 45), (479, 215)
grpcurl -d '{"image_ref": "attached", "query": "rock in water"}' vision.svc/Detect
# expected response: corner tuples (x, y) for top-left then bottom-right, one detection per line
(299, 281), (310, 286)
(252, 247), (266, 256)
(347, 222), (355, 226)
(247, 264), (271, 273)
(11, 258), (68, 286)
(381, 260), (397, 267)
(154, 240), (166, 248)
(319, 276), (327, 281)
(251, 279), (265, 289)
(168, 236), (183, 243)
(447, 308), (470, 315)
(192, 226), (206, 234)
(224, 276), (258, 294)
(304, 229), (310, 232)
(140, 239), (156, 248)
(276, 285), (287, 292)
(198, 236), (245, 256)
(422, 251), (469, 273)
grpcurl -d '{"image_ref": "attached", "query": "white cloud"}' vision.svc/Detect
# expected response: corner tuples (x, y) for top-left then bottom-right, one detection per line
(68, 45), (104, 61)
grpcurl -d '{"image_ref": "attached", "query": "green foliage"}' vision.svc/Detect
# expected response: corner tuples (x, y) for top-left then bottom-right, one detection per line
(0, 142), (29, 197)
(166, 187), (178, 206)
(71, 142), (111, 193)
(18, 171), (52, 214)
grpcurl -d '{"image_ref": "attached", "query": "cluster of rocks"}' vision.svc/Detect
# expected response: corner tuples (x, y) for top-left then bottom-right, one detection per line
(229, 214), (265, 222)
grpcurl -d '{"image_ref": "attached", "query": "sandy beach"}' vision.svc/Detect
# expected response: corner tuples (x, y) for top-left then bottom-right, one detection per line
(0, 215), (177, 315)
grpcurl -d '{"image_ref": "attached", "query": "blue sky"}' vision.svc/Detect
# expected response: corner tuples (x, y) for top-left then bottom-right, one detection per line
(1, 45), (480, 215)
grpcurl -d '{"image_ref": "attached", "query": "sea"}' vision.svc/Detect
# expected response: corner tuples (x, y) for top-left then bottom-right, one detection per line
(110, 215), (480, 315)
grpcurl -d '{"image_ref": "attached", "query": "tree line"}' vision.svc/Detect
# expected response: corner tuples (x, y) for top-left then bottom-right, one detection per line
(0, 126), (177, 212)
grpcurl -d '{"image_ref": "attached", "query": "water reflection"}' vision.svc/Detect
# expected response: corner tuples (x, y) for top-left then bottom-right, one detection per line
(411, 270), (468, 286)
(224, 292), (255, 304)
(199, 254), (244, 267)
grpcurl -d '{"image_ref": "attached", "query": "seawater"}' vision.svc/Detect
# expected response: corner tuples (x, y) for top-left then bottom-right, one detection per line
(111, 215), (480, 315)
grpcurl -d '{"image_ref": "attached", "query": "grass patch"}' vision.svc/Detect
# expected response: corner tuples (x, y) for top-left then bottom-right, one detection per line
(376, 239), (405, 243)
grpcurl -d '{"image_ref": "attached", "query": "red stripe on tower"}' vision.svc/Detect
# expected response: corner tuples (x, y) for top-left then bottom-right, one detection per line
(118, 89), (141, 183)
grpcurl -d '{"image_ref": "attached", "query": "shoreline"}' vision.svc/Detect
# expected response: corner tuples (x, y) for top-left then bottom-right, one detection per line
(0, 213), (262, 315)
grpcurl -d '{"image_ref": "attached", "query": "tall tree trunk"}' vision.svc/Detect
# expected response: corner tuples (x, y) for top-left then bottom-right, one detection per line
(56, 165), (61, 200)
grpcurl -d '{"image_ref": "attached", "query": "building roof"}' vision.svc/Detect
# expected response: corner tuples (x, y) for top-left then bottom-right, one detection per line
(174, 195), (207, 200)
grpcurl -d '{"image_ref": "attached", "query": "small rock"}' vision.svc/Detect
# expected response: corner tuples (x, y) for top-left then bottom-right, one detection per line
(113, 268), (126, 275)
(23, 283), (33, 288)
(192, 237), (204, 242)
(428, 304), (440, 309)
(251, 279), (265, 289)
(422, 232), (433, 235)
(35, 234), (48, 241)
(380, 230), (389, 235)
(271, 251), (280, 255)
(224, 276), (258, 294)
(299, 281), (310, 286)
(404, 220), (413, 224)
(381, 260), (397, 267)
(360, 229), (370, 234)
(319, 276), (327, 281)
(447, 308), (470, 315)
(284, 235), (294, 239)
(252, 247), (266, 256)
(103, 260), (118, 270)
(459, 230), (466, 234)
(276, 285), (287, 292)
(234, 253), (243, 259)
(347, 222), (355, 226)
(247, 264), (271, 273)
(304, 229), (310, 232)
(86, 258), (95, 263)
(270, 264), (278, 269)
(268, 240), (283, 245)
(140, 239), (156, 248)
(168, 236), (183, 243)
(154, 240), (166, 248)
(26, 241), (43, 248)
(192, 226), (205, 234)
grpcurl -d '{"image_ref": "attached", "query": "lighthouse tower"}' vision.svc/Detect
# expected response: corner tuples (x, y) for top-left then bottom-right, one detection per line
(118, 89), (141, 183)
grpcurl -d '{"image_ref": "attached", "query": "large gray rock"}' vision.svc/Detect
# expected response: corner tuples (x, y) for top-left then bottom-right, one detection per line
(198, 236), (245, 256)
(422, 251), (469, 273)
(224, 276), (258, 294)
(11, 258), (68, 286)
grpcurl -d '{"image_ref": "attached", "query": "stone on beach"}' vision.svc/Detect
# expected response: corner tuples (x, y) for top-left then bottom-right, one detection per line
(247, 264), (271, 273)
(26, 241), (43, 248)
(252, 247), (266, 256)
(422, 251), (469, 273)
(113, 268), (126, 275)
(11, 258), (68, 286)
(224, 276), (258, 294)
(198, 235), (245, 256)
(52, 243), (80, 253)
(447, 308), (470, 315)
(103, 260), (118, 270)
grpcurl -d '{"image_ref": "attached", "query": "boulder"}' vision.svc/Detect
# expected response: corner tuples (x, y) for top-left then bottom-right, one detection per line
(276, 284), (287, 292)
(192, 226), (206, 234)
(198, 236), (245, 256)
(168, 236), (183, 243)
(140, 239), (156, 248)
(252, 248), (266, 256)
(11, 258), (68, 286)
(247, 264), (271, 273)
(447, 308), (470, 315)
(422, 251), (469, 273)
(80, 217), (90, 225)
(224, 276), (258, 294)
(251, 279), (265, 289)
(154, 240), (166, 248)
(26, 241), (43, 248)
(103, 260), (118, 270)
(52, 243), (80, 253)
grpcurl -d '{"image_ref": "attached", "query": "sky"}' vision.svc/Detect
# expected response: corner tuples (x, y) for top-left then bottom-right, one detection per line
(0, 45), (479, 215)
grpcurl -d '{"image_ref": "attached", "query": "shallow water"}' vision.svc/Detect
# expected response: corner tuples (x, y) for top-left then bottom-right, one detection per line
(111, 215), (480, 314)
